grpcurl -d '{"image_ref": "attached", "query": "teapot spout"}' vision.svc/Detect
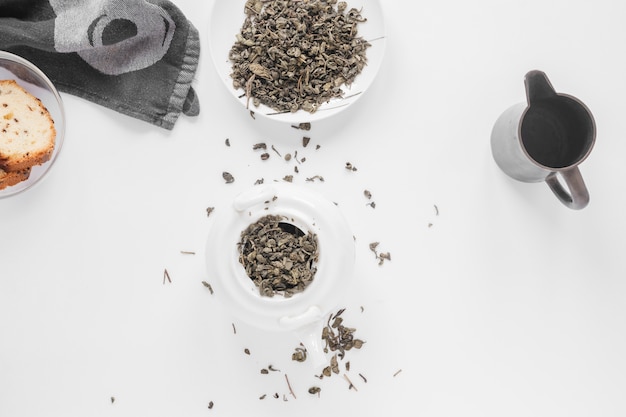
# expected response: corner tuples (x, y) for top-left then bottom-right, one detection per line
(279, 306), (328, 368)
(525, 70), (557, 104)
(294, 321), (328, 368)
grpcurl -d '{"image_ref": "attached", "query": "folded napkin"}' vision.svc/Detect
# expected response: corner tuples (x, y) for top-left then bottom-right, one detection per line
(0, 0), (200, 130)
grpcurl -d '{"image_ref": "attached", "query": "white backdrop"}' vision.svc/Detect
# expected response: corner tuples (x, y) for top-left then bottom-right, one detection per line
(1, 1), (625, 416)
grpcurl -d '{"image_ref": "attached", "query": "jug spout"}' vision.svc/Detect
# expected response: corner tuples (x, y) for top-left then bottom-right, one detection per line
(525, 70), (557, 104)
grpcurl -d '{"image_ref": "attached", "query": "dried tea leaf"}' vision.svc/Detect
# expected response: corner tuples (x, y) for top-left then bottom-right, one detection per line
(223, 172), (235, 184)
(292, 123), (311, 131)
(291, 345), (308, 362)
(369, 242), (379, 256)
(202, 281), (214, 294)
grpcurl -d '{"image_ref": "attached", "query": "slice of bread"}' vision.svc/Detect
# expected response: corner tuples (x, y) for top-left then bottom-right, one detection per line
(0, 80), (56, 172)
(0, 167), (31, 190)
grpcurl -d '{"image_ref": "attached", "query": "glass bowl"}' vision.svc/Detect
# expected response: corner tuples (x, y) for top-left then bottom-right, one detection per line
(0, 51), (66, 199)
(208, 0), (386, 123)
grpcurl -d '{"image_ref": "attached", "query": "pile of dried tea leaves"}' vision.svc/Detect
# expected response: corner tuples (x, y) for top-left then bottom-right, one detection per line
(238, 215), (319, 297)
(229, 0), (371, 113)
(321, 308), (364, 360)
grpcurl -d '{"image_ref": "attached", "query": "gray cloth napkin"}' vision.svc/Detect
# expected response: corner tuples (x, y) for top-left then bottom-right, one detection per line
(0, 0), (200, 130)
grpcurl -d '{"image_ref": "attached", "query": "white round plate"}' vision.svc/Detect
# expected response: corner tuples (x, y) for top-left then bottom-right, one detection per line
(208, 0), (386, 123)
(0, 51), (65, 199)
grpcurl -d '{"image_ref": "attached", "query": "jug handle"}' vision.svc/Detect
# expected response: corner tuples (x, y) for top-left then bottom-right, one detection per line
(545, 168), (589, 210)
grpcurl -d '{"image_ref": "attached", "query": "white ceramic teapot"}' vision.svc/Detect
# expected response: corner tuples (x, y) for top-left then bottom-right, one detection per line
(205, 182), (355, 366)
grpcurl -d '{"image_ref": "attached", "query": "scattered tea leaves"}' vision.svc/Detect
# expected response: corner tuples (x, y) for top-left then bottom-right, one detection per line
(292, 123), (312, 131)
(308, 386), (321, 396)
(206, 206), (215, 217)
(285, 374), (296, 399)
(343, 374), (358, 391)
(393, 369), (403, 377)
(291, 344), (308, 362)
(208, 401), (214, 410)
(201, 281), (214, 294)
(369, 242), (391, 265)
(302, 136), (311, 147)
(225, 138), (231, 147)
(378, 252), (391, 265)
(330, 354), (340, 374)
(223, 171), (235, 184)
(319, 308), (365, 374)
(163, 269), (171, 284)
(369, 242), (379, 256)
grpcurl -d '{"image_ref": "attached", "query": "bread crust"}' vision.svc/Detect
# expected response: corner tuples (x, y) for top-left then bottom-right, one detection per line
(0, 167), (31, 190)
(0, 80), (56, 173)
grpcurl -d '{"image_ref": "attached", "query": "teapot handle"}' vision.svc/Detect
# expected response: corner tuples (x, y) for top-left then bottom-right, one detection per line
(232, 184), (278, 212)
(545, 168), (589, 210)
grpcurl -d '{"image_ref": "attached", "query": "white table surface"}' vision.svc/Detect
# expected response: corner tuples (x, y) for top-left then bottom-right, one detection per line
(2, 1), (626, 416)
